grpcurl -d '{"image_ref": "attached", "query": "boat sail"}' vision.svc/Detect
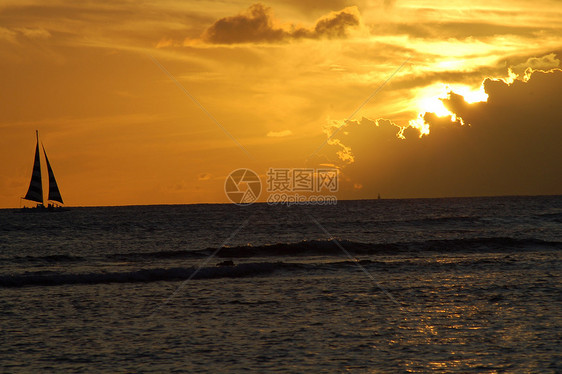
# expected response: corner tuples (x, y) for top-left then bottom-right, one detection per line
(23, 131), (43, 204)
(42, 144), (64, 204)
(22, 130), (65, 209)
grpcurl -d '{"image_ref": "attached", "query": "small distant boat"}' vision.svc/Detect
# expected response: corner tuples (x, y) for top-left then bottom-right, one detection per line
(377, 193), (381, 200)
(21, 130), (67, 212)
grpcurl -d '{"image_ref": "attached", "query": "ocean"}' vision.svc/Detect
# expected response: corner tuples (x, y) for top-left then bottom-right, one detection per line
(0, 196), (561, 372)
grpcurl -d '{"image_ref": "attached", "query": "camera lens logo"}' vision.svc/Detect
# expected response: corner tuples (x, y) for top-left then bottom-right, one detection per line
(225, 169), (261, 205)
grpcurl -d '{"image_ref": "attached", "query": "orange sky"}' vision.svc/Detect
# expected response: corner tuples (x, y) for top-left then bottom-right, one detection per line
(1, 0), (561, 207)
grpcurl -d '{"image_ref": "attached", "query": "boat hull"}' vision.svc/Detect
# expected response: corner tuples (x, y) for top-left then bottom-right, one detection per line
(18, 205), (70, 213)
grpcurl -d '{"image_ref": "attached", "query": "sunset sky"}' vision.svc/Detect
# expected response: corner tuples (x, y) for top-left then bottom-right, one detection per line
(1, 0), (561, 207)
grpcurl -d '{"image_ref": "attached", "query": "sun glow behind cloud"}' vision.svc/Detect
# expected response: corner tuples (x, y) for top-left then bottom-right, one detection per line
(405, 83), (489, 136)
(425, 85), (488, 114)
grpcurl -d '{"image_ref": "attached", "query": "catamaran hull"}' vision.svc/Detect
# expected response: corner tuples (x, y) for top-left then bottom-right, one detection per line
(17, 206), (70, 213)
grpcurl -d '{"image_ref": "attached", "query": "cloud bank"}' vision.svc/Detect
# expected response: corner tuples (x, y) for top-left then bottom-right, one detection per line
(201, 3), (360, 44)
(325, 68), (562, 197)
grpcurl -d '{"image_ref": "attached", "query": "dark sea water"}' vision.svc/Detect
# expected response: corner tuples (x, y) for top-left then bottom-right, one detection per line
(0, 196), (561, 372)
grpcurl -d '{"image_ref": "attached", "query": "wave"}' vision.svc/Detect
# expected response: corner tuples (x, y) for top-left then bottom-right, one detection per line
(535, 212), (562, 223)
(382, 215), (481, 226)
(2, 237), (559, 266)
(0, 262), (294, 288)
(0, 254), (86, 264)
(75, 237), (562, 262)
(192, 237), (561, 259)
(2, 248), (552, 288)
(107, 249), (206, 261)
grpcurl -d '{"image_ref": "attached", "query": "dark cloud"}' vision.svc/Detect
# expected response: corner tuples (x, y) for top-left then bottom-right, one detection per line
(325, 69), (562, 198)
(201, 3), (360, 44)
(312, 8), (360, 38)
(440, 69), (562, 129)
(202, 4), (287, 44)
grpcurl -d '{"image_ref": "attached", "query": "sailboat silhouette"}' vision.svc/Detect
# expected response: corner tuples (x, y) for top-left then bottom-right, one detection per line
(21, 130), (66, 211)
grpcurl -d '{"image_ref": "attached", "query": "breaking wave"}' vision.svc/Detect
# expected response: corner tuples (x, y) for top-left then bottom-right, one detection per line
(0, 262), (294, 288)
(175, 237), (561, 259)
(3, 237), (560, 265)
(1, 236), (559, 288)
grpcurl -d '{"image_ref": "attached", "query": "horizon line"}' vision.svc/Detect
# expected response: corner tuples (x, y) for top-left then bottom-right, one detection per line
(4, 193), (561, 210)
